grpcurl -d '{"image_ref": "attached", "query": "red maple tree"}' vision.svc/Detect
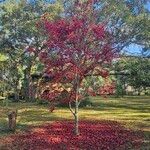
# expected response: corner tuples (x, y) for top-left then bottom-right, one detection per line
(37, 0), (117, 135)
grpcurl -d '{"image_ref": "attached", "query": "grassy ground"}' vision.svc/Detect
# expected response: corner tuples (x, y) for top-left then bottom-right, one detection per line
(0, 96), (150, 147)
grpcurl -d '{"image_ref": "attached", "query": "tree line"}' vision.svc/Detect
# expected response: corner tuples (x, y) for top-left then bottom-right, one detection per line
(0, 0), (150, 103)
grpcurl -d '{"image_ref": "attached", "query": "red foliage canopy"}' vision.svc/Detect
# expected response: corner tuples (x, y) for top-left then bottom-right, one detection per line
(36, 0), (117, 104)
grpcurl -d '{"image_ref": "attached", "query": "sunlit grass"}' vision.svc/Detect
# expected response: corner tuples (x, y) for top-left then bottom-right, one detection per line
(0, 96), (150, 137)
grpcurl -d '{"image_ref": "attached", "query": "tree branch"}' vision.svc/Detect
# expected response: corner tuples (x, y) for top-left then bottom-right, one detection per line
(69, 101), (75, 117)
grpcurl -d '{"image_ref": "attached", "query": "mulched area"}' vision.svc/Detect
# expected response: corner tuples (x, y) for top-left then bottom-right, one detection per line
(0, 120), (144, 150)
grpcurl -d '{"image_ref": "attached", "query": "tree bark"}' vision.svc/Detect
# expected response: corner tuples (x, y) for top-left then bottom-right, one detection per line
(68, 70), (80, 135)
(138, 88), (141, 96)
(14, 91), (19, 102)
(23, 65), (32, 102)
(69, 100), (79, 135)
(74, 101), (79, 135)
(74, 70), (80, 135)
(14, 81), (19, 102)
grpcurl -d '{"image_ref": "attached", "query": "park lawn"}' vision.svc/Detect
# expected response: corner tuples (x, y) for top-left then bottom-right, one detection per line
(0, 96), (150, 148)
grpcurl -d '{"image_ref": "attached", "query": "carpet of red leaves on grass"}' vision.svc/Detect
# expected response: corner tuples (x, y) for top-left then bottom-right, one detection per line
(1, 120), (144, 150)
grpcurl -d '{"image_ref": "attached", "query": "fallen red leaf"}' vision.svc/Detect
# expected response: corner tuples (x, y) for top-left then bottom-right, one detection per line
(1, 120), (144, 150)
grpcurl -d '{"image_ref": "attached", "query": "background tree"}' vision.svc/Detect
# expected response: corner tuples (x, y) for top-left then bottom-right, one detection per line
(126, 57), (150, 95)
(114, 55), (150, 95)
(0, 0), (63, 101)
(63, 0), (150, 53)
(0, 53), (23, 102)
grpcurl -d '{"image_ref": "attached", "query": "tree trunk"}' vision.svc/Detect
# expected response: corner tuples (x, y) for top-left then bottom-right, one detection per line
(14, 92), (19, 102)
(74, 70), (80, 135)
(144, 87), (147, 95)
(34, 79), (40, 100)
(68, 67), (82, 135)
(138, 88), (141, 96)
(68, 75), (80, 135)
(14, 82), (19, 102)
(74, 100), (79, 135)
(23, 65), (32, 102)
(69, 100), (79, 135)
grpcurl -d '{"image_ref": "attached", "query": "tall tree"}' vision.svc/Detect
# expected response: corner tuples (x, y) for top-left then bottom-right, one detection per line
(37, 0), (117, 135)
(0, 0), (63, 101)
(114, 55), (150, 95)
(125, 57), (150, 94)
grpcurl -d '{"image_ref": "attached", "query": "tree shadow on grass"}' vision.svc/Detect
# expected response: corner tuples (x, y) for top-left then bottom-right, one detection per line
(0, 120), (146, 150)
(17, 109), (69, 127)
(90, 101), (150, 113)
(91, 96), (150, 112)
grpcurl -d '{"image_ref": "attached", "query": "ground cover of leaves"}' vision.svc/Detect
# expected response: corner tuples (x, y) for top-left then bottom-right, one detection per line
(0, 120), (144, 150)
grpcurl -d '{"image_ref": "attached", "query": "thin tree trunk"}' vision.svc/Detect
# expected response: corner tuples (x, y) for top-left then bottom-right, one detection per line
(68, 69), (80, 135)
(74, 101), (79, 135)
(14, 81), (19, 102)
(14, 91), (19, 102)
(138, 88), (141, 96)
(69, 100), (79, 135)
(144, 87), (147, 95)
(34, 78), (40, 99)
(74, 69), (80, 135)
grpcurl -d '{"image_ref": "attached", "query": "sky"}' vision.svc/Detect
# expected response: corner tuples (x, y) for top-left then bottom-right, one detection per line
(123, 1), (150, 56)
(0, 0), (149, 56)
(23, 1), (150, 56)
(123, 44), (144, 56)
(145, 1), (150, 11)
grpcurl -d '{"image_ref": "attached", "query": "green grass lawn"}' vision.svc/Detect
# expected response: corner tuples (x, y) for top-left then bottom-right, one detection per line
(0, 96), (150, 146)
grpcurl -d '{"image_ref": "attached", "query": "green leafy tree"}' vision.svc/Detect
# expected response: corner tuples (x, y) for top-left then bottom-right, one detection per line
(63, 0), (150, 52)
(0, 0), (63, 101)
(126, 57), (150, 94)
(115, 56), (150, 95)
